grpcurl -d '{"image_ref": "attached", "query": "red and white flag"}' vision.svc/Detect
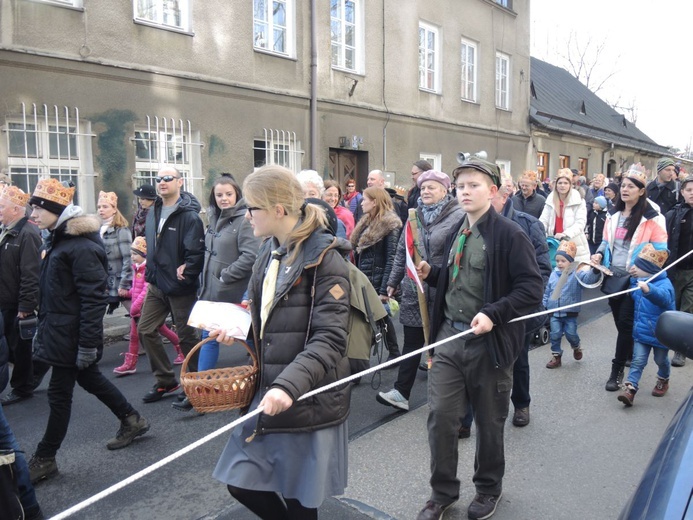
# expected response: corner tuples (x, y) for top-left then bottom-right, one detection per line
(404, 220), (425, 293)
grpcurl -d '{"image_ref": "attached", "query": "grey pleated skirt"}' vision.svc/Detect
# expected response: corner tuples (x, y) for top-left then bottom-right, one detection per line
(213, 394), (348, 509)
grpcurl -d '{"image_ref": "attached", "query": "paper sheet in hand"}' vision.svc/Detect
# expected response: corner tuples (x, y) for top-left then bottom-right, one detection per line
(188, 300), (252, 340)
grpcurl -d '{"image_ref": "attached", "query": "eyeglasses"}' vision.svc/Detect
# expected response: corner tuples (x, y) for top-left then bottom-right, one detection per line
(246, 206), (262, 217)
(155, 175), (179, 183)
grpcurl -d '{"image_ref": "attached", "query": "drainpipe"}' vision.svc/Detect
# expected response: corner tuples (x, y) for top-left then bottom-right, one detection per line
(309, 0), (318, 169)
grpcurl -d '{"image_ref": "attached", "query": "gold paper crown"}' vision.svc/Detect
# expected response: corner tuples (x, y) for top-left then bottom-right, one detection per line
(0, 185), (29, 207)
(637, 243), (668, 269)
(98, 191), (118, 208)
(556, 240), (577, 260)
(520, 170), (538, 183)
(131, 236), (147, 256)
(626, 163), (648, 187)
(32, 178), (74, 206)
(556, 168), (573, 181)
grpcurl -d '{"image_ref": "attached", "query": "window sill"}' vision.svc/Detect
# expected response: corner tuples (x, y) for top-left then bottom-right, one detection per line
(419, 87), (442, 96)
(133, 19), (194, 36)
(495, 106), (512, 112)
(461, 98), (479, 105)
(28, 0), (84, 12)
(482, 0), (517, 16)
(331, 66), (365, 78)
(254, 47), (297, 61)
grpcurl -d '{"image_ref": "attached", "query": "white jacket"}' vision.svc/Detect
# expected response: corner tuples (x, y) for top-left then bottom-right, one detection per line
(540, 189), (590, 263)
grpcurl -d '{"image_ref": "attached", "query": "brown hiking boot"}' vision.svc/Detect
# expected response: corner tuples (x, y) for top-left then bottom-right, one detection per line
(572, 346), (583, 360)
(546, 354), (562, 369)
(618, 383), (637, 407)
(652, 377), (669, 397)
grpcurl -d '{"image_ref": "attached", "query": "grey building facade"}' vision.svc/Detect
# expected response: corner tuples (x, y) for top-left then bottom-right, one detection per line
(1, 0), (530, 211)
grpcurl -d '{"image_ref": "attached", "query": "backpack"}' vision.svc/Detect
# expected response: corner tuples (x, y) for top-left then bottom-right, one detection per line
(344, 260), (389, 376)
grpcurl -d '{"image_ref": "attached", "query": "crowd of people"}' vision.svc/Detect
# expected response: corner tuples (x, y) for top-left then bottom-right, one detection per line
(0, 154), (691, 520)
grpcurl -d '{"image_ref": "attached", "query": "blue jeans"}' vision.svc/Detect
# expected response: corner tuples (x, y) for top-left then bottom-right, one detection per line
(199, 330), (256, 372)
(550, 315), (580, 355)
(199, 330), (220, 372)
(626, 342), (671, 389)
(0, 403), (40, 514)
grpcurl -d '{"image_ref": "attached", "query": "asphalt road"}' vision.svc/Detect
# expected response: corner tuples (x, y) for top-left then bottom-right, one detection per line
(2, 290), (610, 519)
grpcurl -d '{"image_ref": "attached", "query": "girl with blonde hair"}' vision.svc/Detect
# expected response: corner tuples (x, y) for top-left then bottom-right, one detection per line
(211, 165), (351, 519)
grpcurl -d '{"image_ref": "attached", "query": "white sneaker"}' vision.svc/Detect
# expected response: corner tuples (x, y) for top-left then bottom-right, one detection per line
(376, 389), (409, 411)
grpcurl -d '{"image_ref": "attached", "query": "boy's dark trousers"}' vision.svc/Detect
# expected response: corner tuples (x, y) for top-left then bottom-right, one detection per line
(427, 320), (512, 505)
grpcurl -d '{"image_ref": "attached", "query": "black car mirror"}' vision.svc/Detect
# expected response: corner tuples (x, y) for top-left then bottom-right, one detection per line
(655, 311), (693, 360)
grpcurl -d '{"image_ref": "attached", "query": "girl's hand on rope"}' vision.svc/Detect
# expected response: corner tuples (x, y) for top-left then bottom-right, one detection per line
(259, 388), (293, 415)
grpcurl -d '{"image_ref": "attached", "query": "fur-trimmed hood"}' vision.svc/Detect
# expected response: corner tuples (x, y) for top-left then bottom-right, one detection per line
(351, 210), (402, 253)
(64, 214), (101, 236)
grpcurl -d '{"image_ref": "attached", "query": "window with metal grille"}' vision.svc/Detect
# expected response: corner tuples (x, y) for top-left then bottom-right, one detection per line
(133, 0), (191, 33)
(3, 103), (93, 204)
(253, 129), (303, 173)
(132, 116), (203, 192)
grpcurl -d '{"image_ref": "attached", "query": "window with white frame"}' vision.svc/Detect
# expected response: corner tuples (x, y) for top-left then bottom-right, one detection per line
(460, 38), (477, 102)
(31, 0), (83, 7)
(330, 0), (363, 73)
(495, 52), (510, 110)
(133, 0), (192, 33)
(253, 0), (295, 57)
(419, 22), (440, 93)
(132, 117), (202, 191)
(495, 0), (512, 8)
(4, 104), (93, 203)
(496, 160), (511, 179)
(253, 129), (303, 173)
(419, 153), (441, 172)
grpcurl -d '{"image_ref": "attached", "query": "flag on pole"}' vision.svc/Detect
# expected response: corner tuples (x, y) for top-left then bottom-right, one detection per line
(404, 220), (425, 293)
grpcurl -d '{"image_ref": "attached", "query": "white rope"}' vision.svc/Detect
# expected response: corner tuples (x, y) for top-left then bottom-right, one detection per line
(49, 247), (693, 519)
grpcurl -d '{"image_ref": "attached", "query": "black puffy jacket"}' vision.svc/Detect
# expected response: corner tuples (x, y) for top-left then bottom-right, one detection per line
(144, 191), (205, 296)
(351, 211), (402, 296)
(247, 230), (351, 435)
(33, 212), (108, 368)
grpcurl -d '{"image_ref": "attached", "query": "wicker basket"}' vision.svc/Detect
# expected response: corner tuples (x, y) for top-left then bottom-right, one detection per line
(180, 336), (259, 413)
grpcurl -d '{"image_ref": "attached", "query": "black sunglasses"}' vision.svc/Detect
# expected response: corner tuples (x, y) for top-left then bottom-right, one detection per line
(246, 206), (262, 217)
(155, 175), (179, 183)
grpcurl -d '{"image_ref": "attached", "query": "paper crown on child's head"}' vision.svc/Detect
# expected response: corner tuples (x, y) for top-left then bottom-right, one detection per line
(555, 240), (577, 263)
(28, 178), (75, 215)
(0, 185), (29, 207)
(634, 244), (668, 274)
(625, 163), (648, 188)
(131, 236), (147, 257)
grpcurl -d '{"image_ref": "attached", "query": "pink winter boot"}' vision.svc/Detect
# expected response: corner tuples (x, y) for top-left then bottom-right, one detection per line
(173, 344), (185, 365)
(113, 353), (138, 376)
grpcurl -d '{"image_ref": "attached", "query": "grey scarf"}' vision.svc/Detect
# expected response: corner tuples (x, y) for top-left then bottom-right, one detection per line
(419, 194), (453, 225)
